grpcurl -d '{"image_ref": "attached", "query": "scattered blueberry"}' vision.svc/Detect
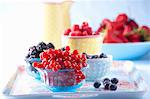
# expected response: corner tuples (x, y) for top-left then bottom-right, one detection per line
(93, 81), (101, 88)
(103, 78), (110, 85)
(104, 83), (110, 90)
(111, 78), (119, 84)
(93, 77), (119, 91)
(109, 84), (117, 91)
(99, 53), (107, 58)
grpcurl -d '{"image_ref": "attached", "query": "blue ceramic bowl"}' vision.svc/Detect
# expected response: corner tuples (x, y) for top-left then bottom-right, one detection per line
(102, 42), (150, 60)
(25, 58), (41, 80)
(37, 68), (85, 92)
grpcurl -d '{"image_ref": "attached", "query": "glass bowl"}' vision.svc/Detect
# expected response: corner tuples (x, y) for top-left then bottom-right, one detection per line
(62, 35), (103, 54)
(37, 68), (85, 92)
(25, 58), (41, 80)
(85, 55), (112, 81)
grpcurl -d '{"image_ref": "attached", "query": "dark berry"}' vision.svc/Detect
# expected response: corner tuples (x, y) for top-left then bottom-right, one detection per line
(30, 49), (37, 55)
(93, 81), (101, 88)
(111, 78), (119, 84)
(26, 53), (30, 58)
(91, 55), (99, 59)
(99, 53), (107, 58)
(29, 46), (36, 52)
(47, 43), (55, 49)
(103, 78), (110, 85)
(38, 42), (47, 50)
(109, 84), (117, 91)
(36, 45), (43, 52)
(61, 47), (66, 51)
(104, 83), (110, 90)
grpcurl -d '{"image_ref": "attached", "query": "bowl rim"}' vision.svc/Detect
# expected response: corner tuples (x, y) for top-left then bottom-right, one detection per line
(62, 35), (102, 39)
(103, 41), (150, 45)
(87, 55), (112, 61)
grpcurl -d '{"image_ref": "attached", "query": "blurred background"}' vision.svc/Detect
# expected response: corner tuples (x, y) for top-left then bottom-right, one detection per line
(0, 0), (150, 91)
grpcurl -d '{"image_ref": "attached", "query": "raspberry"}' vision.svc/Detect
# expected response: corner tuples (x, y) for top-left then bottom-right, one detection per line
(82, 31), (88, 36)
(64, 28), (71, 35)
(72, 24), (80, 31)
(116, 13), (128, 23)
(82, 22), (89, 26)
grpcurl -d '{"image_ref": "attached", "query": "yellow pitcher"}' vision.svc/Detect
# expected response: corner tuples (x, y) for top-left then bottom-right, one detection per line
(43, 1), (73, 49)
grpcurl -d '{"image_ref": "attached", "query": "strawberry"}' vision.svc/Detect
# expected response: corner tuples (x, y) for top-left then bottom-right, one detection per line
(127, 33), (141, 42)
(116, 13), (128, 23)
(123, 25), (132, 36)
(127, 19), (139, 29)
(141, 26), (150, 33)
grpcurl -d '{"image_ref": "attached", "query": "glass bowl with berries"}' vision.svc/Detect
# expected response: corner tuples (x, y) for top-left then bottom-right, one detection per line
(62, 22), (104, 55)
(96, 13), (150, 60)
(33, 46), (87, 92)
(83, 53), (112, 81)
(25, 42), (55, 80)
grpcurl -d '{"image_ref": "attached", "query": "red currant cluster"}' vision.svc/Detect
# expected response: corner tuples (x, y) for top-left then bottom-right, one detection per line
(33, 46), (87, 83)
(64, 22), (99, 36)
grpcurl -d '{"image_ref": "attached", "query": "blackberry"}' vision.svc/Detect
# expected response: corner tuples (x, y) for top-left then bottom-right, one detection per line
(37, 42), (47, 50)
(47, 43), (55, 49)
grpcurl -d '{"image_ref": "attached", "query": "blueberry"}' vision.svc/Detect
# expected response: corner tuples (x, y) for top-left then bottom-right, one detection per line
(91, 55), (98, 59)
(93, 81), (101, 88)
(61, 47), (66, 51)
(109, 84), (117, 91)
(103, 78), (110, 85)
(99, 53), (107, 58)
(111, 78), (119, 84)
(47, 43), (55, 49)
(38, 42), (47, 47)
(104, 83), (110, 90)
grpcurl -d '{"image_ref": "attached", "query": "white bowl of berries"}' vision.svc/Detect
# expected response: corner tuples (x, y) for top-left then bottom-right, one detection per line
(33, 46), (87, 92)
(84, 53), (112, 81)
(96, 13), (150, 60)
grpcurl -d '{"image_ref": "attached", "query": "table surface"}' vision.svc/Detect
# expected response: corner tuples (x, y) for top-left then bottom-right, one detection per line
(1, 54), (150, 99)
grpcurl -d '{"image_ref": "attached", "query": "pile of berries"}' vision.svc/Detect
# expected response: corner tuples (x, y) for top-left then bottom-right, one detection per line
(96, 13), (150, 43)
(33, 46), (87, 83)
(93, 78), (119, 91)
(26, 42), (55, 59)
(64, 22), (99, 36)
(83, 53), (108, 59)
